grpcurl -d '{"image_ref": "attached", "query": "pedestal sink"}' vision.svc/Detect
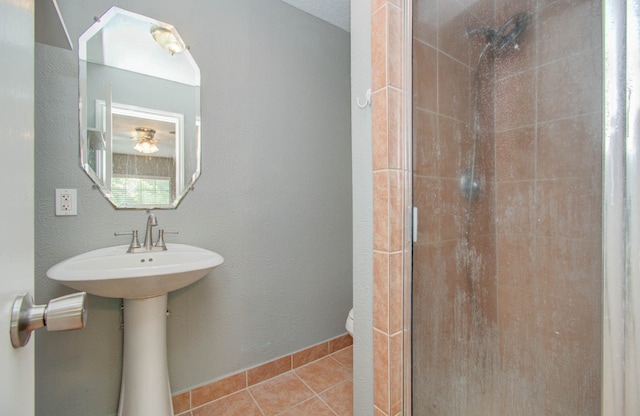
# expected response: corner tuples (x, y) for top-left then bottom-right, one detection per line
(47, 243), (224, 416)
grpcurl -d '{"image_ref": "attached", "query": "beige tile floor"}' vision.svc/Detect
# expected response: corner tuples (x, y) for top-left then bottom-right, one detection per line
(189, 346), (353, 416)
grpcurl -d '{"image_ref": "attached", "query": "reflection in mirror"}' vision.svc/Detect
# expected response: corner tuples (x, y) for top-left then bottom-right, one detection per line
(79, 7), (201, 209)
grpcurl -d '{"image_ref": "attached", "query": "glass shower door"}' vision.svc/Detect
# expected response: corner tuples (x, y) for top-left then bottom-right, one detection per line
(411, 0), (603, 414)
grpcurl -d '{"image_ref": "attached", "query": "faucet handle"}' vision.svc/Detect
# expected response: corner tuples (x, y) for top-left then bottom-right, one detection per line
(114, 230), (141, 253)
(154, 229), (179, 250)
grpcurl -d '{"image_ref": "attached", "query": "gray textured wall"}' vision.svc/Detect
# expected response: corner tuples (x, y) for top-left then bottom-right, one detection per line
(34, 1), (352, 415)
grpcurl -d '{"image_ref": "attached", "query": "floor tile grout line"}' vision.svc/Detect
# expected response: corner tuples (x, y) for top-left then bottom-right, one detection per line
(249, 370), (318, 415)
(185, 388), (265, 415)
(318, 378), (353, 416)
(317, 394), (341, 416)
(291, 371), (342, 416)
(327, 354), (352, 371)
(295, 355), (353, 394)
(295, 362), (351, 395)
(273, 395), (341, 416)
(246, 387), (267, 416)
(317, 351), (351, 368)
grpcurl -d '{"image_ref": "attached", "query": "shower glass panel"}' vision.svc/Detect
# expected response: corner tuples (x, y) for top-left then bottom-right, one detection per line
(411, 0), (602, 414)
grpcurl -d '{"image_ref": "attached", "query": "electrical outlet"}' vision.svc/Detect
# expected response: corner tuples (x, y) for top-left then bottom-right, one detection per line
(55, 189), (77, 216)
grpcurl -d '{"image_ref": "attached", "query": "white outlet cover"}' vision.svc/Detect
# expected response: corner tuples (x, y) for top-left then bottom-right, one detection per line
(55, 188), (77, 216)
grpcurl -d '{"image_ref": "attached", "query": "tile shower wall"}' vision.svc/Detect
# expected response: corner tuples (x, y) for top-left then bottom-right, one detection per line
(371, 0), (405, 415)
(412, 1), (499, 413)
(494, 1), (602, 412)
(410, 0), (602, 414)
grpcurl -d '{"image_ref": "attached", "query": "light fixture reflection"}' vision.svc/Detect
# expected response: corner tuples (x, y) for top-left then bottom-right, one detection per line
(133, 141), (159, 154)
(150, 25), (186, 55)
(132, 127), (159, 154)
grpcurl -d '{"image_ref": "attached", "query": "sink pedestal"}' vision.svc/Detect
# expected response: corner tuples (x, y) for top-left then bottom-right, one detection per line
(46, 243), (224, 415)
(118, 294), (173, 416)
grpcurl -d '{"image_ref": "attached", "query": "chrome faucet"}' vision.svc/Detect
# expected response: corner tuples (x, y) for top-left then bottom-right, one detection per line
(143, 213), (158, 251)
(115, 212), (177, 253)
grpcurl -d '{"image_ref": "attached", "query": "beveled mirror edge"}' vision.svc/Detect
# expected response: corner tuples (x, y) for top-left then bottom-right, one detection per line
(77, 6), (202, 210)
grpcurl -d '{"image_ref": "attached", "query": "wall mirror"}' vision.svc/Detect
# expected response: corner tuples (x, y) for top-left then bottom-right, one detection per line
(79, 7), (201, 209)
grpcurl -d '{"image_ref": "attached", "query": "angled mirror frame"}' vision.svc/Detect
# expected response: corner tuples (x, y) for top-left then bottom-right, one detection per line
(79, 6), (201, 209)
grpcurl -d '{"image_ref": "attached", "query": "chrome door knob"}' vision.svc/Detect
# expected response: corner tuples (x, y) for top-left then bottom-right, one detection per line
(10, 292), (87, 348)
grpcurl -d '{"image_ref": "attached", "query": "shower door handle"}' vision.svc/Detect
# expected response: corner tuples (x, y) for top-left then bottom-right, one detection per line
(413, 207), (418, 243)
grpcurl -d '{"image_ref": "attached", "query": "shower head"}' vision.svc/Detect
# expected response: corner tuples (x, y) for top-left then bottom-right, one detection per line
(467, 12), (532, 51)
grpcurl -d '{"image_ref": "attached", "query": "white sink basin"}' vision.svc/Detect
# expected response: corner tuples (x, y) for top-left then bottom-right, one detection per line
(46, 243), (224, 299)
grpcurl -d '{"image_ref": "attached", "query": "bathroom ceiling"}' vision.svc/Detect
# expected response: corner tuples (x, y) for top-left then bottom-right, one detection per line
(281, 0), (350, 32)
